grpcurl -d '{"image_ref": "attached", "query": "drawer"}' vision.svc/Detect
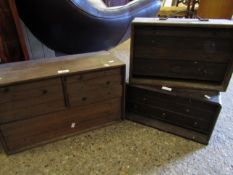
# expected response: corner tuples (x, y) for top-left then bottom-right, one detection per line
(134, 35), (233, 63)
(69, 85), (123, 107)
(0, 78), (65, 123)
(0, 98), (122, 153)
(126, 85), (221, 134)
(66, 68), (122, 84)
(66, 68), (123, 107)
(132, 58), (227, 82)
(128, 102), (211, 134)
(134, 26), (233, 39)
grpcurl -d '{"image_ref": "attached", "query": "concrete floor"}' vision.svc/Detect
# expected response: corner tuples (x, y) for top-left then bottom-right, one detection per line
(0, 40), (233, 175)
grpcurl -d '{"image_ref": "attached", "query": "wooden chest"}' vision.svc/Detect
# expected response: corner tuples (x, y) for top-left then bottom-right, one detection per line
(130, 18), (233, 91)
(126, 85), (221, 144)
(0, 0), (29, 63)
(0, 52), (125, 154)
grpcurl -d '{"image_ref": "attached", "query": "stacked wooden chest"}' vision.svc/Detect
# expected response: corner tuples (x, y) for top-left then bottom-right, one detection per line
(0, 52), (125, 154)
(126, 18), (233, 144)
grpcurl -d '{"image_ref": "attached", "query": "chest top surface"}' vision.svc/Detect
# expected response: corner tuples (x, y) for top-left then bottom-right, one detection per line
(133, 18), (233, 28)
(0, 51), (125, 87)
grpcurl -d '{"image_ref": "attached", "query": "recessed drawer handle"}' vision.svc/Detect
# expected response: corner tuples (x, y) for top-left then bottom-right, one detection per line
(42, 90), (48, 95)
(4, 88), (10, 93)
(106, 81), (111, 85)
(82, 97), (87, 101)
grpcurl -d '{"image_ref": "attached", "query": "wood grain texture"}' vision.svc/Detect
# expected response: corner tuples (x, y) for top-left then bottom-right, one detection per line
(0, 52), (126, 154)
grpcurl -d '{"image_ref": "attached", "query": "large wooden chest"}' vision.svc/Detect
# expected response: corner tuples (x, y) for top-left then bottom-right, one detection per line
(126, 85), (221, 144)
(0, 52), (125, 154)
(130, 18), (233, 91)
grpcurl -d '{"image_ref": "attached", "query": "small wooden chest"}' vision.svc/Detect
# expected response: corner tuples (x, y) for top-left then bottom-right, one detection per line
(0, 51), (125, 154)
(126, 84), (222, 144)
(130, 18), (233, 91)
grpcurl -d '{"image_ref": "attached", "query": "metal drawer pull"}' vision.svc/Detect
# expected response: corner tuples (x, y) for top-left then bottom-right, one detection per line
(71, 122), (76, 129)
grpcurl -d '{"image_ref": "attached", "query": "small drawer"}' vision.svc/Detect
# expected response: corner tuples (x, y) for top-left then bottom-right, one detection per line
(0, 78), (65, 123)
(132, 58), (227, 82)
(0, 98), (122, 153)
(67, 71), (122, 91)
(66, 68), (122, 84)
(69, 85), (123, 107)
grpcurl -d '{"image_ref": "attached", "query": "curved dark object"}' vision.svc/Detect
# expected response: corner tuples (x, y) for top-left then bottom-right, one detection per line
(16, 0), (161, 54)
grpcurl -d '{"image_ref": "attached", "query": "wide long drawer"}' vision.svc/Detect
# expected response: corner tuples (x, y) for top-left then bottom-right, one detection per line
(0, 78), (65, 123)
(132, 58), (227, 82)
(0, 98), (122, 154)
(126, 85), (221, 137)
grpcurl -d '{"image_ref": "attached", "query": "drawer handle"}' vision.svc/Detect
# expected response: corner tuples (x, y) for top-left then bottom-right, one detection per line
(193, 122), (198, 127)
(82, 97), (87, 101)
(42, 90), (48, 95)
(106, 81), (111, 85)
(4, 88), (10, 93)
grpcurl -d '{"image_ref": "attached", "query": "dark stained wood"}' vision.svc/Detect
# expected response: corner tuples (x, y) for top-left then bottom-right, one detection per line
(126, 85), (221, 144)
(1, 98), (121, 153)
(0, 52), (126, 154)
(130, 18), (233, 91)
(0, 0), (29, 63)
(0, 51), (124, 86)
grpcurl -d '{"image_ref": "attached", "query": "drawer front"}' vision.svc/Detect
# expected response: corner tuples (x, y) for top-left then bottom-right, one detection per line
(127, 86), (220, 133)
(0, 98), (122, 153)
(127, 102), (211, 134)
(0, 78), (65, 123)
(66, 68), (123, 106)
(66, 68), (122, 84)
(133, 27), (233, 63)
(132, 58), (227, 82)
